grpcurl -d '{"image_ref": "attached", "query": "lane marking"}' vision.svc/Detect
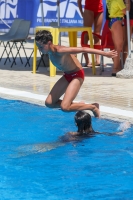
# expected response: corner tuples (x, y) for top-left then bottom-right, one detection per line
(0, 87), (133, 118)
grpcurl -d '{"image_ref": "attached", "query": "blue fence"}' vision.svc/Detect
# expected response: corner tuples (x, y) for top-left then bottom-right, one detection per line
(0, 0), (106, 33)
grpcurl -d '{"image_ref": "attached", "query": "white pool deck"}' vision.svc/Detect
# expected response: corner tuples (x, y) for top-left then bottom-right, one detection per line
(0, 36), (133, 123)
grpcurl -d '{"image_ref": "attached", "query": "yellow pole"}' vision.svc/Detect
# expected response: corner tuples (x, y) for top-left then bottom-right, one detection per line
(68, 31), (77, 47)
(33, 41), (37, 74)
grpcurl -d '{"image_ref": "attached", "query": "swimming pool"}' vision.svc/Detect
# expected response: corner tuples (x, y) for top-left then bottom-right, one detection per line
(0, 98), (133, 199)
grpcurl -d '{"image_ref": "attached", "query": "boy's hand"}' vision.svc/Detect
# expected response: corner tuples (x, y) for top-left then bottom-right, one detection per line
(92, 103), (100, 118)
(105, 50), (118, 58)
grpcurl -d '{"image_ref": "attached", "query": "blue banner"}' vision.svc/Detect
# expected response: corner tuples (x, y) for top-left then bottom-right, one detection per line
(0, 0), (106, 31)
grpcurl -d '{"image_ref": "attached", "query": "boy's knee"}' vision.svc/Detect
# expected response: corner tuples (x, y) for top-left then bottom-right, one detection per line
(60, 103), (70, 111)
(45, 99), (52, 108)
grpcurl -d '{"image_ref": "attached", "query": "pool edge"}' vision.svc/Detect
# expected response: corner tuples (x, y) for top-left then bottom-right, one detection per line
(0, 87), (132, 123)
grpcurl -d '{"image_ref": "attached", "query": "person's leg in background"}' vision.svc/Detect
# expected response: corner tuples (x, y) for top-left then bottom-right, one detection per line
(110, 20), (124, 74)
(83, 9), (94, 67)
(93, 12), (103, 65)
(123, 20), (133, 64)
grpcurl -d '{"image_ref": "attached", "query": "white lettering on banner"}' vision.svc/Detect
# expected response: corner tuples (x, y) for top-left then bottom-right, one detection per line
(40, 18), (83, 24)
(0, 0), (18, 19)
(78, 19), (83, 24)
(0, 0), (6, 18)
(37, 18), (58, 23)
(66, 0), (82, 18)
(58, 1), (67, 18)
(0, 19), (13, 23)
(37, 0), (85, 19)
(37, 18), (42, 23)
(37, 0), (57, 18)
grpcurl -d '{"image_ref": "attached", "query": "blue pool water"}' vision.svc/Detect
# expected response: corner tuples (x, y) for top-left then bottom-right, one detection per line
(0, 98), (133, 199)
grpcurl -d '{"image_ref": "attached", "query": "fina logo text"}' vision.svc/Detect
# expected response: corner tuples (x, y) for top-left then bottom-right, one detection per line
(0, 0), (18, 19)
(37, 0), (85, 22)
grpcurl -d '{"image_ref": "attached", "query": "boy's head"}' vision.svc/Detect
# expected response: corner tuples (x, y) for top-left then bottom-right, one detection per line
(35, 30), (53, 45)
(74, 111), (92, 134)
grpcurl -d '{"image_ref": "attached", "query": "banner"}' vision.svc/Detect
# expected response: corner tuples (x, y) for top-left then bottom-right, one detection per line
(36, 0), (84, 27)
(0, 0), (106, 32)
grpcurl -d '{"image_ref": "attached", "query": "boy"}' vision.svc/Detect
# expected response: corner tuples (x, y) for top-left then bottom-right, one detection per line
(35, 30), (118, 118)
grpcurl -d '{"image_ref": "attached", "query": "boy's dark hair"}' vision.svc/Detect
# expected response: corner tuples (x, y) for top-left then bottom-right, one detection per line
(35, 30), (53, 44)
(75, 111), (93, 134)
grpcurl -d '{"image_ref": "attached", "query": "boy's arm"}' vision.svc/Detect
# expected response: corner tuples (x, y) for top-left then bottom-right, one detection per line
(57, 46), (118, 58)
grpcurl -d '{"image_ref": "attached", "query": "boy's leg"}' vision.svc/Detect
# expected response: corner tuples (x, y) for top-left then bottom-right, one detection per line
(94, 12), (103, 65)
(45, 76), (100, 117)
(45, 76), (69, 108)
(60, 78), (100, 117)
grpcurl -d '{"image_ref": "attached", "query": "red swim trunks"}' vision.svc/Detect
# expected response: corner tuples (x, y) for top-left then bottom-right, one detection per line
(64, 69), (84, 83)
(84, 0), (103, 13)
